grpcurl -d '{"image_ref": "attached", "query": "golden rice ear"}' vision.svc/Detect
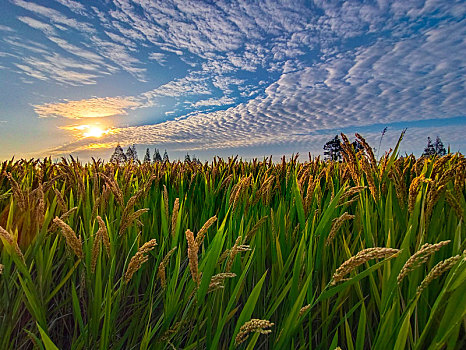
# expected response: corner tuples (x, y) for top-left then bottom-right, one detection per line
(326, 212), (355, 246)
(355, 133), (377, 172)
(119, 208), (149, 235)
(157, 246), (177, 289)
(6, 173), (26, 211)
(185, 229), (199, 286)
(208, 272), (236, 293)
(416, 255), (462, 296)
(331, 247), (400, 285)
(195, 215), (217, 246)
(235, 319), (274, 346)
(408, 174), (425, 213)
(299, 304), (311, 317)
(52, 217), (83, 259)
(96, 216), (110, 256)
(226, 236), (250, 272)
(124, 239), (157, 284)
(397, 240), (451, 284)
(163, 185), (169, 221)
(98, 173), (124, 207)
(0, 226), (24, 263)
(171, 198), (180, 237)
(90, 227), (101, 274)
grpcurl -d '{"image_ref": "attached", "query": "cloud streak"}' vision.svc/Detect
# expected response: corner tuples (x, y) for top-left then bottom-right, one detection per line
(34, 97), (140, 119)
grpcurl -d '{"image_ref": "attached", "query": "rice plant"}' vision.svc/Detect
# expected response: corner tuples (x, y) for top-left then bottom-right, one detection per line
(0, 133), (464, 349)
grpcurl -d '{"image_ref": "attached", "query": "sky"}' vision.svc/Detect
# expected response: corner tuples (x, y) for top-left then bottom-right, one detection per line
(0, 0), (465, 161)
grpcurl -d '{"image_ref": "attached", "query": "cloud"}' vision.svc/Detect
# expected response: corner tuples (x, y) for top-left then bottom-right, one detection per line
(32, 69), (216, 119)
(14, 53), (105, 85)
(104, 31), (137, 50)
(17, 16), (56, 35)
(52, 12), (465, 155)
(12, 0), (95, 33)
(47, 36), (110, 67)
(9, 16), (115, 85)
(2, 0), (466, 159)
(0, 25), (14, 32)
(53, 0), (88, 16)
(148, 52), (167, 65)
(88, 36), (146, 81)
(138, 73), (211, 107)
(42, 121), (466, 160)
(34, 97), (141, 119)
(191, 96), (235, 107)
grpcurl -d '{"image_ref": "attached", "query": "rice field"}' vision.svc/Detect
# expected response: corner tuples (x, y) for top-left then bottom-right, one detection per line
(0, 133), (465, 349)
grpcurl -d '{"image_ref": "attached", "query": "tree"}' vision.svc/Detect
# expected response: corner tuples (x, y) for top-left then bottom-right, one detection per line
(110, 144), (127, 163)
(163, 150), (169, 163)
(131, 144), (138, 161)
(126, 145), (134, 162)
(352, 140), (364, 153)
(143, 148), (151, 163)
(422, 137), (436, 156)
(153, 148), (162, 163)
(323, 135), (342, 161)
(435, 136), (446, 156)
(126, 144), (138, 162)
(192, 155), (201, 164)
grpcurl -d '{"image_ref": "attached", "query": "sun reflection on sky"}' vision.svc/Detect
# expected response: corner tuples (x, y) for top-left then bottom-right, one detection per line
(60, 124), (111, 138)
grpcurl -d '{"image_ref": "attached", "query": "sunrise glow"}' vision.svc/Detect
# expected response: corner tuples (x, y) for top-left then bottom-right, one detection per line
(83, 126), (106, 138)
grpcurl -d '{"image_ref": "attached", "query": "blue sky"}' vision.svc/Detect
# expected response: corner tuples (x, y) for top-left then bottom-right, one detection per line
(0, 0), (465, 161)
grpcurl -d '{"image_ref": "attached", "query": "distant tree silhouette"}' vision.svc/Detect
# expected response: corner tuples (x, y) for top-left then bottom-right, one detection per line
(192, 155), (201, 164)
(323, 135), (343, 161)
(110, 144), (127, 163)
(143, 148), (151, 163)
(352, 140), (364, 153)
(163, 150), (169, 163)
(153, 148), (162, 163)
(126, 144), (138, 162)
(435, 136), (446, 156)
(132, 145), (138, 161)
(422, 137), (437, 156)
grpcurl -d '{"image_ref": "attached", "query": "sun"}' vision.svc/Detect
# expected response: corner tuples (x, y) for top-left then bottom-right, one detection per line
(83, 126), (106, 138)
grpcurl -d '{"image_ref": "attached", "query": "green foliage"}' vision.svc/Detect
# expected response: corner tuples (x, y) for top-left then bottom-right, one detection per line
(0, 138), (465, 349)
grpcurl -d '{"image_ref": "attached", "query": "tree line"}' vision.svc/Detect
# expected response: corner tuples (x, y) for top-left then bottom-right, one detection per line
(323, 133), (446, 161)
(110, 133), (447, 164)
(110, 144), (201, 164)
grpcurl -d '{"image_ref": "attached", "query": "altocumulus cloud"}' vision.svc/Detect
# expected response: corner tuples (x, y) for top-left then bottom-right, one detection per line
(1, 0), (465, 159)
(49, 15), (466, 155)
(34, 97), (140, 119)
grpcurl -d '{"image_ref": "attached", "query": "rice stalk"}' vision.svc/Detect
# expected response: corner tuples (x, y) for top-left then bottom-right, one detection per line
(0, 226), (25, 263)
(416, 255), (462, 296)
(124, 239), (157, 284)
(171, 198), (179, 237)
(186, 229), (199, 286)
(52, 217), (83, 259)
(235, 319), (274, 346)
(157, 246), (177, 289)
(397, 240), (450, 284)
(326, 212), (355, 246)
(195, 215), (217, 246)
(331, 247), (400, 285)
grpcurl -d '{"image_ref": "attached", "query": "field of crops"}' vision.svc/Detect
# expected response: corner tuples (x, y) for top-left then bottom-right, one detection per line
(0, 134), (465, 349)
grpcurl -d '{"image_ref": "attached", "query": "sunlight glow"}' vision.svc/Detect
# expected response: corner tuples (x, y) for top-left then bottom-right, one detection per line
(60, 124), (111, 138)
(83, 126), (106, 138)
